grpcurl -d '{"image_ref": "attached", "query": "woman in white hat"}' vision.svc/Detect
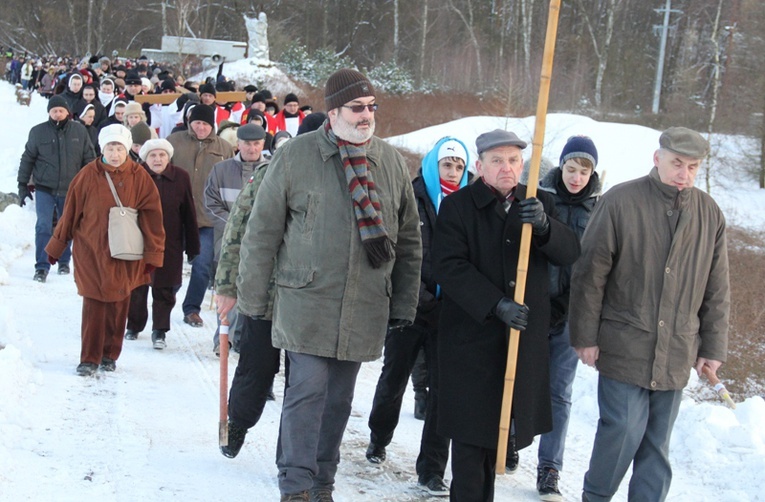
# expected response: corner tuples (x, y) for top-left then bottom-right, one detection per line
(45, 124), (165, 376)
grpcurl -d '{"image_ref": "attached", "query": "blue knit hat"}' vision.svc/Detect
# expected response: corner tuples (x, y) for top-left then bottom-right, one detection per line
(560, 136), (598, 167)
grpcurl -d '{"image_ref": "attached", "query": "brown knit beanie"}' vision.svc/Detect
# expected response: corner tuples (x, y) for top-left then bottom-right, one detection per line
(324, 69), (375, 111)
(130, 121), (153, 146)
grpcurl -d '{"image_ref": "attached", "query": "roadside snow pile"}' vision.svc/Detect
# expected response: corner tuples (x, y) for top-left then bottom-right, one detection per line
(0, 204), (34, 284)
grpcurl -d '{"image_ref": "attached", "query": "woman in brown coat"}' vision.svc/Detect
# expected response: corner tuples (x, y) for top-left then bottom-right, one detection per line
(46, 124), (165, 376)
(125, 139), (200, 349)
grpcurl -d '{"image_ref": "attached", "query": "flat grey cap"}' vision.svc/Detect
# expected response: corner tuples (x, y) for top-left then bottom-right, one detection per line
(659, 127), (709, 159)
(476, 129), (527, 155)
(237, 124), (266, 141)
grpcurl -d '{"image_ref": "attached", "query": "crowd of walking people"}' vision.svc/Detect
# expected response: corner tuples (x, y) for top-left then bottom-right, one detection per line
(14, 57), (729, 502)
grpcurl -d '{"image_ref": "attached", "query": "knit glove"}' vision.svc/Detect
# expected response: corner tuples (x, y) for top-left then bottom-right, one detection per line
(18, 183), (33, 207)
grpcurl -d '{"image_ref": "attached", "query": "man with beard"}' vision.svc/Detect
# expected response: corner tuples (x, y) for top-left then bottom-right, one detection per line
(237, 68), (422, 502)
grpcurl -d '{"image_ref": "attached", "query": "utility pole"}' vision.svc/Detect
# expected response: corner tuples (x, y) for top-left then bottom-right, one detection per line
(651, 0), (681, 114)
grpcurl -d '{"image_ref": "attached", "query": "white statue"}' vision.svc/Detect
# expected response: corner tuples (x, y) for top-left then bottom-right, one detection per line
(244, 12), (269, 61)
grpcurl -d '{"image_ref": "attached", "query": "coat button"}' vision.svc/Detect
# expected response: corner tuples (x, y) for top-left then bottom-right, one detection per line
(650, 380), (657, 388)
(667, 210), (673, 216)
(665, 267), (670, 274)
(505, 239), (512, 246)
(658, 320), (665, 327)
(508, 281), (516, 288)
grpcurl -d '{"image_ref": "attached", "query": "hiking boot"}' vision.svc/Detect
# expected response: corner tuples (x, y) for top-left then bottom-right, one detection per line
(220, 422), (248, 458)
(365, 442), (386, 464)
(418, 475), (449, 497)
(124, 329), (139, 340)
(76, 362), (98, 376)
(280, 492), (309, 502)
(183, 312), (204, 327)
(100, 358), (116, 372)
(57, 263), (70, 275)
(151, 330), (167, 350)
(309, 487), (334, 502)
(266, 383), (276, 401)
(506, 435), (519, 474)
(537, 467), (563, 502)
(33, 269), (48, 283)
(414, 390), (427, 420)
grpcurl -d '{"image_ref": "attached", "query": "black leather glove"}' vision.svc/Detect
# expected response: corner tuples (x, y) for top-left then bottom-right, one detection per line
(187, 254), (198, 264)
(18, 183), (33, 207)
(518, 197), (549, 235)
(493, 298), (529, 331)
(388, 318), (412, 330)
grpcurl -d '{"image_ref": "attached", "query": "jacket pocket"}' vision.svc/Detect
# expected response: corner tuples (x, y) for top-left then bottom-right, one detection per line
(275, 268), (315, 288)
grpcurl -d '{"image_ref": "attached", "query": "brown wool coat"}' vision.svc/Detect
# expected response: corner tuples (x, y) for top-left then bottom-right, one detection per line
(45, 158), (165, 302)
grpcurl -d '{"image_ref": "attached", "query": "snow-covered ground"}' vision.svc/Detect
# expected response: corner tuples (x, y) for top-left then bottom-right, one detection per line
(0, 81), (763, 501)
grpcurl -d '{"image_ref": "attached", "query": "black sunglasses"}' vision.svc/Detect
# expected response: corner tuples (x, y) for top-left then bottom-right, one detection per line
(342, 103), (378, 113)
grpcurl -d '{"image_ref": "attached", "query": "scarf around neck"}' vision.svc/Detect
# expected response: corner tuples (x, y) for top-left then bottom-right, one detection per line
(325, 122), (394, 269)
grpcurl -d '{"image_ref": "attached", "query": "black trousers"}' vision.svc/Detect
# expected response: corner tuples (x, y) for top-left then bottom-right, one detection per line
(368, 323), (450, 481)
(450, 440), (496, 502)
(228, 316), (283, 429)
(127, 284), (177, 332)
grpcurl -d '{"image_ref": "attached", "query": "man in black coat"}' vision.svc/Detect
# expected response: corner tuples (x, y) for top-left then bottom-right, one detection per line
(17, 94), (96, 283)
(431, 129), (580, 501)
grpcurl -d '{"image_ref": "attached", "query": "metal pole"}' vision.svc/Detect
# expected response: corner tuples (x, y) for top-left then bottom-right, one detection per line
(651, 0), (672, 114)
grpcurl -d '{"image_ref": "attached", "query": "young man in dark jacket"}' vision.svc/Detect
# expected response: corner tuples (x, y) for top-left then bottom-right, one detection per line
(17, 95), (96, 282)
(366, 137), (470, 497)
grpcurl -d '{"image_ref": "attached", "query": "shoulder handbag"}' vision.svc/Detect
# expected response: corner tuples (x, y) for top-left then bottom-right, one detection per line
(105, 171), (144, 261)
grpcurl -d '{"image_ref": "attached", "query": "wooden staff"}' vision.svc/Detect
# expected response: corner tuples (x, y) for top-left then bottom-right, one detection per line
(496, 0), (563, 474)
(219, 317), (230, 446)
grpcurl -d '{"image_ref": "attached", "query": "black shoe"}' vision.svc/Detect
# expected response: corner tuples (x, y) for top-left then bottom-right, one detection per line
(537, 466), (563, 502)
(220, 422), (248, 458)
(266, 383), (276, 401)
(76, 362), (98, 376)
(414, 390), (427, 421)
(100, 358), (116, 372)
(125, 329), (139, 340)
(365, 442), (386, 464)
(308, 487), (334, 502)
(418, 476), (449, 496)
(57, 263), (70, 275)
(33, 269), (48, 283)
(151, 330), (166, 350)
(506, 435), (519, 474)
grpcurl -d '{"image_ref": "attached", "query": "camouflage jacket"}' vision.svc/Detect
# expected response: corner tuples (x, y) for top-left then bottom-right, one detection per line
(214, 159), (275, 318)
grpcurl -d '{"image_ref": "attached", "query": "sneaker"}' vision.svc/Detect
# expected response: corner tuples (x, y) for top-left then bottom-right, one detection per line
(100, 358), (116, 372)
(266, 383), (276, 401)
(280, 492), (309, 502)
(506, 435), (519, 474)
(365, 442), (386, 464)
(151, 330), (167, 350)
(183, 312), (204, 327)
(57, 263), (70, 275)
(124, 329), (139, 340)
(309, 488), (334, 502)
(418, 476), (449, 497)
(33, 269), (48, 283)
(220, 422), (248, 458)
(76, 362), (98, 376)
(537, 466), (563, 502)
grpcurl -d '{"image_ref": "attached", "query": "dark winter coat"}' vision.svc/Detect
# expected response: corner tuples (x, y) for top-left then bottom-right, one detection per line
(432, 178), (580, 451)
(144, 163), (200, 288)
(539, 167), (599, 327)
(569, 167), (730, 391)
(412, 175), (439, 328)
(60, 88), (82, 113)
(45, 158), (165, 302)
(17, 118), (96, 196)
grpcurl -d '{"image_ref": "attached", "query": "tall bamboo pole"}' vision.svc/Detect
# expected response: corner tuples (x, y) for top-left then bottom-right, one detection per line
(496, 0), (562, 474)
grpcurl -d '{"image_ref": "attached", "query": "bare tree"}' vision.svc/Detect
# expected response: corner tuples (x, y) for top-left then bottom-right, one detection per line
(575, 0), (622, 109)
(418, 0), (428, 87)
(446, 0), (483, 89)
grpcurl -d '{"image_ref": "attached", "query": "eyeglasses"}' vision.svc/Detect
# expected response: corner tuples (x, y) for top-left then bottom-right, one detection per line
(342, 103), (378, 113)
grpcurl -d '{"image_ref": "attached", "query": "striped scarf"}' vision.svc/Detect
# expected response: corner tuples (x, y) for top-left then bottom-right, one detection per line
(326, 122), (394, 269)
